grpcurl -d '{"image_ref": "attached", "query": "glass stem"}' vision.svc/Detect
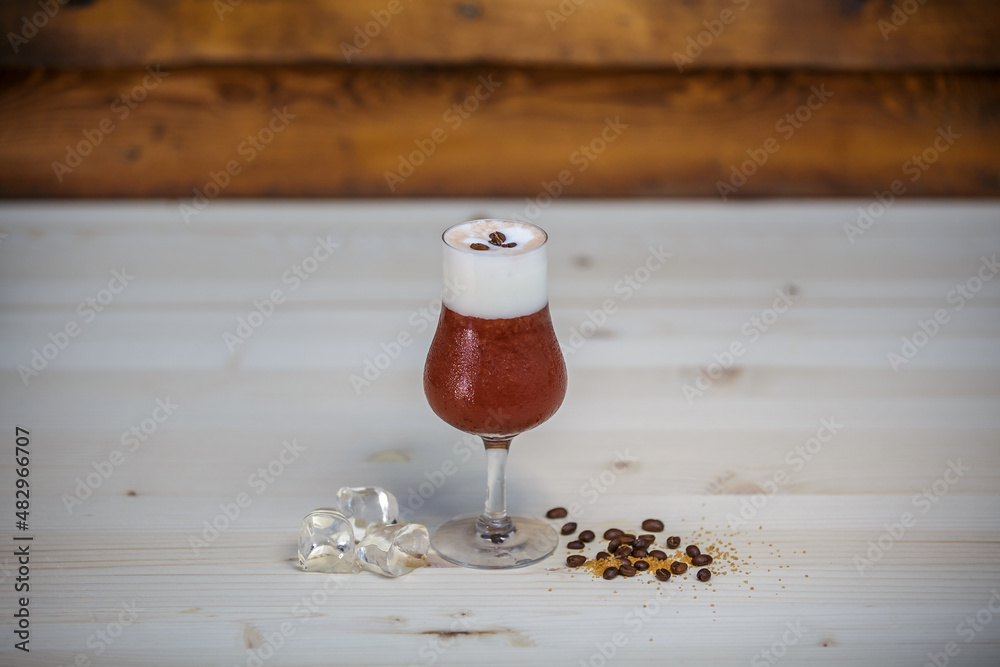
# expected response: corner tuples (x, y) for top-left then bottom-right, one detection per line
(477, 438), (514, 538)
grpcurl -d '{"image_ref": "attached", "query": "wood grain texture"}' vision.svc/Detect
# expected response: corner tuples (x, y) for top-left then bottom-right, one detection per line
(1, 67), (998, 198)
(1, 0), (999, 69)
(0, 201), (999, 664)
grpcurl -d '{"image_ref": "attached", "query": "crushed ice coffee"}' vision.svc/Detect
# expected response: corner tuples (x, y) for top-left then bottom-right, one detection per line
(424, 220), (567, 439)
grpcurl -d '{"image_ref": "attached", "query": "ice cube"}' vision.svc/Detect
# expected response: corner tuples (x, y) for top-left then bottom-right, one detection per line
(356, 523), (429, 577)
(336, 486), (399, 535)
(298, 509), (356, 573)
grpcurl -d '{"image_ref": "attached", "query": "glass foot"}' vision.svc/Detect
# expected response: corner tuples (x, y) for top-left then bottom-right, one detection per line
(432, 515), (558, 569)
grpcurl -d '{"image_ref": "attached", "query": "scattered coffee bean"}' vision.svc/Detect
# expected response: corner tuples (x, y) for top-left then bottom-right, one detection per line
(615, 545), (632, 557)
(619, 564), (637, 577)
(603, 528), (623, 540)
(691, 554), (713, 566)
(596, 551), (611, 561)
(620, 534), (636, 544)
(633, 537), (651, 549)
(631, 548), (649, 559)
(649, 550), (667, 560)
(639, 534), (655, 542)
(634, 560), (650, 572)
(641, 519), (665, 532)
(567, 540), (585, 550)
(470, 243), (490, 251)
(666, 536), (681, 549)
(697, 568), (712, 582)
(560, 522), (577, 535)
(566, 555), (586, 567)
(602, 567), (619, 580)
(546, 507), (568, 519)
(655, 568), (671, 582)
(579, 530), (596, 543)
(607, 538), (622, 553)
(488, 231), (507, 246)
(670, 561), (688, 575)
(501, 242), (517, 248)
(686, 545), (701, 558)
(618, 557), (632, 567)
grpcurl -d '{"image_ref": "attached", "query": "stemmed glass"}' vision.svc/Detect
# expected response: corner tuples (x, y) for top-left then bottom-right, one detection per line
(423, 219), (567, 568)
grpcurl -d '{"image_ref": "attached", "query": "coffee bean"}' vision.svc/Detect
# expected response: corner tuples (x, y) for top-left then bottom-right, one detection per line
(634, 560), (650, 572)
(566, 555), (586, 567)
(618, 557), (632, 567)
(546, 507), (568, 519)
(615, 545), (632, 557)
(697, 568), (712, 582)
(686, 545), (701, 558)
(620, 534), (636, 544)
(670, 561), (688, 575)
(633, 538), (651, 549)
(691, 554), (713, 566)
(567, 540), (585, 550)
(602, 567), (619, 580)
(596, 551), (611, 561)
(654, 568), (671, 582)
(619, 564), (637, 577)
(641, 519), (664, 532)
(470, 243), (490, 251)
(649, 550), (667, 560)
(501, 242), (517, 248)
(579, 530), (596, 543)
(607, 538), (622, 553)
(639, 534), (655, 542)
(603, 528), (623, 540)
(666, 536), (681, 549)
(488, 231), (507, 246)
(560, 522), (577, 535)
(631, 548), (649, 559)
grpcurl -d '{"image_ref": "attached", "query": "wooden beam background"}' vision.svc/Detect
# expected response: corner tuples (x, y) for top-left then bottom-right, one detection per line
(2, 0), (999, 69)
(0, 0), (998, 198)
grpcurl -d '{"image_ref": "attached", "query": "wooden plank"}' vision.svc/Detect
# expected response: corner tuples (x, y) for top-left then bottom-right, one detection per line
(0, 68), (998, 198)
(0, 202), (998, 664)
(1, 0), (999, 69)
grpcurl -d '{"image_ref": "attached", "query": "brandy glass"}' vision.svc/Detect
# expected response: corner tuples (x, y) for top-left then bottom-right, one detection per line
(423, 220), (567, 568)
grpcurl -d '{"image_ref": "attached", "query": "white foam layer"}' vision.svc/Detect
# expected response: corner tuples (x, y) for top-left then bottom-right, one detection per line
(441, 220), (548, 319)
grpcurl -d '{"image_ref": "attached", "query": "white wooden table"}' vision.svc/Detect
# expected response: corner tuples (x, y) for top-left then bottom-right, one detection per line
(1, 200), (998, 665)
